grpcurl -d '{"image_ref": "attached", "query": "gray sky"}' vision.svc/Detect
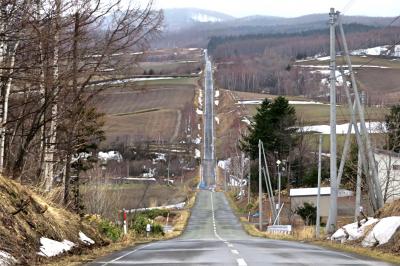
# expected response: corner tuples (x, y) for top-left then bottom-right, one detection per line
(132, 0), (400, 18)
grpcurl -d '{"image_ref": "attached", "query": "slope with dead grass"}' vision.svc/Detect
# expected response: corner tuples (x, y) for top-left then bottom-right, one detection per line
(0, 175), (108, 264)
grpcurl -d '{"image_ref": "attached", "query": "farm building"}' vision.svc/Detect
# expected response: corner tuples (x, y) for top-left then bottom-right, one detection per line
(290, 187), (354, 217)
(374, 150), (400, 203)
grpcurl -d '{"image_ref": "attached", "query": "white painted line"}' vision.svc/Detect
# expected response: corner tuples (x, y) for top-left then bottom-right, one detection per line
(228, 243), (234, 248)
(231, 249), (239, 255)
(101, 242), (156, 265)
(237, 258), (248, 266)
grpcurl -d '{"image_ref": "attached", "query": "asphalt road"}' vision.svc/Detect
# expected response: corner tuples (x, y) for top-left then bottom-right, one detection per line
(88, 191), (394, 266)
(202, 50), (216, 187)
(87, 53), (394, 266)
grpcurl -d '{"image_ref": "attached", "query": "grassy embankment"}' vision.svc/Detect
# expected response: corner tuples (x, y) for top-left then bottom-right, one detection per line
(226, 192), (400, 265)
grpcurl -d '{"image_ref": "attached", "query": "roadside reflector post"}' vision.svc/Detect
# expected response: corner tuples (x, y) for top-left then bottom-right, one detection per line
(123, 208), (128, 235)
(146, 223), (151, 237)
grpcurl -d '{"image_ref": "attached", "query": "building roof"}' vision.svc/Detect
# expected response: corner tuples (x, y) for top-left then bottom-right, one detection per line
(290, 187), (353, 197)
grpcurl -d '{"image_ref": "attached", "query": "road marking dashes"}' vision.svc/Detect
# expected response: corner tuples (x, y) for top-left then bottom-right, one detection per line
(231, 249), (239, 255)
(237, 258), (248, 266)
(228, 243), (233, 248)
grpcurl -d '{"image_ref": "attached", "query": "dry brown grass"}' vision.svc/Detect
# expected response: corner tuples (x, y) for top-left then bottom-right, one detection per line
(95, 84), (197, 144)
(0, 175), (109, 265)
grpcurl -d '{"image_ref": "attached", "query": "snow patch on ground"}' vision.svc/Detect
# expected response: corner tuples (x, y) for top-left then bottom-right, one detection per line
(331, 218), (379, 242)
(79, 232), (95, 245)
(362, 216), (400, 247)
(95, 77), (176, 86)
(37, 237), (75, 257)
(300, 122), (385, 134)
(298, 65), (389, 69)
(195, 149), (201, 159)
(196, 108), (203, 115)
(153, 153), (166, 164)
(218, 158), (231, 170)
(241, 117), (251, 125)
(215, 116), (220, 125)
(98, 151), (123, 162)
(192, 137), (201, 145)
(215, 90), (220, 98)
(214, 100), (219, 106)
(237, 100), (328, 105)
(0, 251), (16, 265)
(129, 202), (186, 212)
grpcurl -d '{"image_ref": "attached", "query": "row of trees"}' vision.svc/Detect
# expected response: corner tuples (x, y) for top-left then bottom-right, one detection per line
(0, 0), (162, 209)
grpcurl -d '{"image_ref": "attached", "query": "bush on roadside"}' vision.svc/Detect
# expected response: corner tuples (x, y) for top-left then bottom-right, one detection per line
(98, 218), (123, 242)
(131, 214), (165, 236)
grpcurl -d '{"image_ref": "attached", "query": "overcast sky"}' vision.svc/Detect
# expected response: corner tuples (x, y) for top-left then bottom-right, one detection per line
(132, 0), (400, 18)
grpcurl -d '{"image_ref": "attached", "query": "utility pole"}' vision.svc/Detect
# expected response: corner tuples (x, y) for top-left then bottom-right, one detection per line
(277, 160), (282, 225)
(248, 173), (251, 205)
(338, 20), (384, 209)
(354, 93), (365, 221)
(327, 7), (339, 234)
(316, 134), (323, 238)
(258, 140), (263, 231)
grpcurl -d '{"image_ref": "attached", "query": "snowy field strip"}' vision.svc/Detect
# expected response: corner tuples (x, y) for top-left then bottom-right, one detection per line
(94, 77), (177, 86)
(128, 202), (186, 213)
(237, 100), (327, 105)
(297, 64), (389, 69)
(195, 148), (201, 159)
(301, 122), (385, 134)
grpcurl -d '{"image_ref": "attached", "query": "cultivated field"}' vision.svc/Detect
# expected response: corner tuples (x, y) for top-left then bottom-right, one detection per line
(95, 80), (198, 144)
(233, 91), (387, 125)
(295, 55), (400, 105)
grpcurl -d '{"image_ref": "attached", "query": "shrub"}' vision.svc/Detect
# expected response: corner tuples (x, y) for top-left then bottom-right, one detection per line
(131, 214), (165, 236)
(296, 202), (317, 225)
(140, 209), (169, 219)
(98, 219), (122, 242)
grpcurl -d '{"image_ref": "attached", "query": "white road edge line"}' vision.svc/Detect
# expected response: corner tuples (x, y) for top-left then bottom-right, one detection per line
(237, 258), (248, 266)
(101, 242), (156, 266)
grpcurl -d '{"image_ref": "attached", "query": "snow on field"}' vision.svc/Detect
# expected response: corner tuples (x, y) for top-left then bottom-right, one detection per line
(196, 108), (203, 115)
(192, 137), (201, 145)
(79, 232), (95, 245)
(331, 218), (379, 242)
(143, 168), (156, 178)
(351, 45), (400, 57)
(362, 216), (400, 247)
(198, 88), (203, 108)
(237, 100), (327, 106)
(218, 158), (231, 170)
(301, 122), (385, 134)
(215, 100), (219, 106)
(198, 124), (201, 130)
(37, 237), (75, 257)
(153, 153), (166, 164)
(316, 56), (331, 61)
(298, 65), (389, 69)
(237, 100), (263, 105)
(0, 251), (16, 265)
(215, 90), (220, 98)
(242, 117), (251, 125)
(195, 149), (201, 159)
(95, 77), (176, 86)
(129, 202), (186, 212)
(215, 116), (220, 125)
(98, 151), (123, 162)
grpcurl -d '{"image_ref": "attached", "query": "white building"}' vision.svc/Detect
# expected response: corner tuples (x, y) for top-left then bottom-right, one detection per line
(374, 150), (400, 203)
